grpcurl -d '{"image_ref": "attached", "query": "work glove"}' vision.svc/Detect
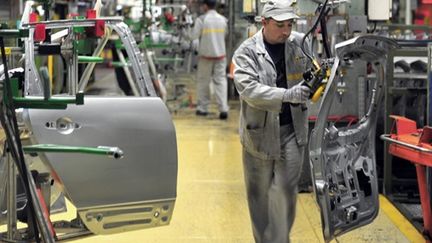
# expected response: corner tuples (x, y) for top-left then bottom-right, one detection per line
(283, 83), (311, 104)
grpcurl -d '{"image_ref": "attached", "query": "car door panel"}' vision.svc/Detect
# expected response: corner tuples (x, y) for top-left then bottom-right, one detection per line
(309, 35), (398, 242)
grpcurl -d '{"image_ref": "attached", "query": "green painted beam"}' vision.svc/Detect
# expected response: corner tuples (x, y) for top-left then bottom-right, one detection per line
(78, 56), (104, 63)
(23, 144), (124, 159)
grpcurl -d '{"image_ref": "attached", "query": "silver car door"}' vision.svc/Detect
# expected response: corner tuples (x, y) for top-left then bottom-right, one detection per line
(23, 96), (177, 234)
(309, 35), (398, 242)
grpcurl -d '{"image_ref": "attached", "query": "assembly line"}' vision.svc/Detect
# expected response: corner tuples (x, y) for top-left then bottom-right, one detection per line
(0, 0), (430, 242)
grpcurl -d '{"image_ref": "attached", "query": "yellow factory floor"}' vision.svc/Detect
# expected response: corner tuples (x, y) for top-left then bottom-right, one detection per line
(45, 104), (423, 243)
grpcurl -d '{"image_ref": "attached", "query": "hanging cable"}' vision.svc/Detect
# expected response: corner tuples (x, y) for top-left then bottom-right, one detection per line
(300, 0), (329, 62)
(320, 6), (332, 58)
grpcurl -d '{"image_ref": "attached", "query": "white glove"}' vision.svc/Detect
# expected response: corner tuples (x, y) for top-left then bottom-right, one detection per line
(283, 83), (311, 104)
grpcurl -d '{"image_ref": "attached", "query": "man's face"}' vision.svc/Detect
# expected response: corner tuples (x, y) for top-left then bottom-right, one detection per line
(262, 18), (293, 44)
(199, 3), (208, 13)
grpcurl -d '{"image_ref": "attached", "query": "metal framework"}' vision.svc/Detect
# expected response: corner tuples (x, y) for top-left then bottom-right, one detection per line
(0, 12), (177, 242)
(309, 35), (398, 242)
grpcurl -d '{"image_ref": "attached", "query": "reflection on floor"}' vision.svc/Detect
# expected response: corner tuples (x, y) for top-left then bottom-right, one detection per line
(57, 103), (422, 243)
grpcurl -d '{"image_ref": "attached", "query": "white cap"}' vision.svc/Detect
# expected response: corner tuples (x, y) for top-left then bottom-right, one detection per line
(261, 0), (299, 21)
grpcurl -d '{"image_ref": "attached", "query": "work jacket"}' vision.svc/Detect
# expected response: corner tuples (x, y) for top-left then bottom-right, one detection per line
(187, 10), (227, 58)
(233, 29), (311, 160)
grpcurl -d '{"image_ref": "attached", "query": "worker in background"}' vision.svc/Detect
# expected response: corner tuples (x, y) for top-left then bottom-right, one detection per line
(184, 0), (229, 120)
(232, 0), (311, 242)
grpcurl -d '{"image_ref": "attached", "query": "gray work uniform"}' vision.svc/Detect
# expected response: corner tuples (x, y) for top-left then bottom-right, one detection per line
(232, 29), (311, 243)
(187, 9), (229, 113)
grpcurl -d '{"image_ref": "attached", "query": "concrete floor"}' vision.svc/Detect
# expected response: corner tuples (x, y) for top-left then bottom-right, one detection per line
(53, 103), (423, 243)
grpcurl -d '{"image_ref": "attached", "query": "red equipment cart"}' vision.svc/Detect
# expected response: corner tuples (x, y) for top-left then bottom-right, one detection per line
(381, 115), (432, 242)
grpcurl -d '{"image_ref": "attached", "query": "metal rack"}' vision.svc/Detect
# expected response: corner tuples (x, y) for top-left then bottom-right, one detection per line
(0, 18), (126, 242)
(383, 41), (432, 236)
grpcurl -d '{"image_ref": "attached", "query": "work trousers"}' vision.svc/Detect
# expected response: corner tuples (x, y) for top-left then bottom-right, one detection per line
(242, 124), (305, 243)
(196, 57), (229, 113)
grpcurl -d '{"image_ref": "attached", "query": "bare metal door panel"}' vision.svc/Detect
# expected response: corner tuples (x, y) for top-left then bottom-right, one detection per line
(309, 35), (398, 242)
(23, 97), (177, 234)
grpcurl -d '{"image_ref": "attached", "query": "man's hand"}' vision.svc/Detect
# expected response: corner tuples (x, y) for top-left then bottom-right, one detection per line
(283, 83), (311, 104)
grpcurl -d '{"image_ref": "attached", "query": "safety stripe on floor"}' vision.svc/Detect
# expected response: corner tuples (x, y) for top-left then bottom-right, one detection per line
(379, 195), (425, 243)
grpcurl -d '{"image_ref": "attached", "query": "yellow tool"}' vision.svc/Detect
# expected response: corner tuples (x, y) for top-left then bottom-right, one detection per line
(301, 59), (329, 103)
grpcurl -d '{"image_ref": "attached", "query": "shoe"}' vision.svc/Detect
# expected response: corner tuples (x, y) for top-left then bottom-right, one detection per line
(219, 112), (228, 120)
(196, 110), (208, 116)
